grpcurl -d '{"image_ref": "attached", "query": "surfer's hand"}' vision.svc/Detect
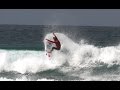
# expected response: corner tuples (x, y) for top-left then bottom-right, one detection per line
(53, 33), (55, 36)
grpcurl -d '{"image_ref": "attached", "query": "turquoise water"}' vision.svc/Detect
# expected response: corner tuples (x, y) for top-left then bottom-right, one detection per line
(0, 25), (120, 50)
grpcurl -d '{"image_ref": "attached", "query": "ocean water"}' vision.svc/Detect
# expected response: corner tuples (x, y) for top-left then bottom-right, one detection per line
(0, 25), (120, 81)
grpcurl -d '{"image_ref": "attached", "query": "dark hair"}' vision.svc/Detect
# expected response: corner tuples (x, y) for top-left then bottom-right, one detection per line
(53, 37), (57, 40)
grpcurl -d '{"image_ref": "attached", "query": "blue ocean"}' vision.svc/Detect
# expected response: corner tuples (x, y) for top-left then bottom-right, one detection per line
(0, 25), (120, 81)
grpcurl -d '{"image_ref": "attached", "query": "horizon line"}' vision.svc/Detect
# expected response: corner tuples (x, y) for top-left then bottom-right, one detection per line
(0, 24), (120, 27)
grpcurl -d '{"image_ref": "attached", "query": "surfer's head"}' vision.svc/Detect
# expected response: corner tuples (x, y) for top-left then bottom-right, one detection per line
(53, 37), (57, 40)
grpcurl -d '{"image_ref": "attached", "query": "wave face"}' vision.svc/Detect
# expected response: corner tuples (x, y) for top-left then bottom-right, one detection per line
(0, 32), (120, 81)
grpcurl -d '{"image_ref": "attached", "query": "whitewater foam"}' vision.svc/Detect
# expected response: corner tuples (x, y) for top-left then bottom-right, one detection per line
(0, 50), (64, 74)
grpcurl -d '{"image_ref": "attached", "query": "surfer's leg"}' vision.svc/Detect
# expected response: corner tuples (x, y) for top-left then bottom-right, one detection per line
(51, 47), (60, 51)
(48, 47), (60, 53)
(50, 47), (55, 52)
(49, 47), (56, 53)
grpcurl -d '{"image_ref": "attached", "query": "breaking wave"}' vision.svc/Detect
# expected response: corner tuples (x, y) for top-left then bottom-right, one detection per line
(0, 32), (120, 78)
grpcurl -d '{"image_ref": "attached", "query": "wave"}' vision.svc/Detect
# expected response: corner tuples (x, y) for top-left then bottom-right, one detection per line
(0, 33), (120, 75)
(44, 33), (120, 66)
(0, 50), (64, 74)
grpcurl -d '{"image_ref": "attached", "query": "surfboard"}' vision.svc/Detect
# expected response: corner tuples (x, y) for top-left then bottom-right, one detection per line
(45, 39), (54, 58)
(46, 41), (52, 52)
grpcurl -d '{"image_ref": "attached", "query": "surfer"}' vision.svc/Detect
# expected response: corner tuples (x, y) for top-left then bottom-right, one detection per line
(46, 33), (61, 53)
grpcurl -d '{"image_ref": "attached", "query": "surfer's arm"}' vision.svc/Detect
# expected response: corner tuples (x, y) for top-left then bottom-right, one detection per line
(53, 33), (59, 40)
(46, 39), (56, 43)
(53, 33), (57, 38)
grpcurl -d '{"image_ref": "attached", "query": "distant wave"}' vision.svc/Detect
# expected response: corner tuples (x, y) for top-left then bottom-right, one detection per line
(0, 77), (55, 81)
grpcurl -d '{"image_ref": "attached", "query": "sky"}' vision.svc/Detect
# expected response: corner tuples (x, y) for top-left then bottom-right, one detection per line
(0, 9), (120, 26)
